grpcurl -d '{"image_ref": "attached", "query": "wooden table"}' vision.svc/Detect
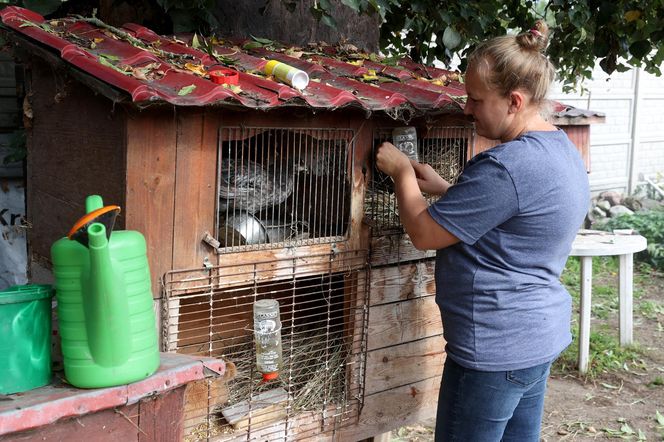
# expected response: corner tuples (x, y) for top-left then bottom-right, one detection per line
(569, 230), (647, 374)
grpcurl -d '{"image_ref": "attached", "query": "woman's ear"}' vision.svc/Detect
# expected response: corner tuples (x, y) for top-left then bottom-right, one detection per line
(508, 90), (526, 114)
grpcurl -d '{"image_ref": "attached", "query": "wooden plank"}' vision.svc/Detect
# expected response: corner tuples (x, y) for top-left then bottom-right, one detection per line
(367, 296), (442, 351)
(370, 235), (436, 267)
(183, 378), (230, 437)
(337, 376), (441, 441)
(138, 386), (186, 442)
(365, 335), (445, 395)
(125, 109), (177, 298)
(472, 134), (499, 158)
(210, 245), (367, 286)
(172, 109), (218, 271)
(27, 59), (126, 263)
(560, 125), (591, 172)
(369, 261), (435, 306)
(0, 403), (141, 441)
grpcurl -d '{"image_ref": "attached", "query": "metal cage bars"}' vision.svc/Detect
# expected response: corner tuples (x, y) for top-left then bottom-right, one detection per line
(216, 127), (354, 253)
(162, 250), (369, 441)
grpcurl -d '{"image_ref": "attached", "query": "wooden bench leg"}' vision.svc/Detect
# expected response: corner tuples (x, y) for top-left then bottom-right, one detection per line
(618, 253), (634, 346)
(578, 256), (593, 375)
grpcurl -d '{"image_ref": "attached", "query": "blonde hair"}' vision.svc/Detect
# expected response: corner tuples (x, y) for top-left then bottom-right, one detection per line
(467, 21), (555, 106)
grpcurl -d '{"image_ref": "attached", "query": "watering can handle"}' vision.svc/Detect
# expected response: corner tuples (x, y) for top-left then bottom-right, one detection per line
(86, 195), (104, 213)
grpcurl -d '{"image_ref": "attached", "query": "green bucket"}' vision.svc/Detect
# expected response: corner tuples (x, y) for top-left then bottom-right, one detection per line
(0, 284), (53, 394)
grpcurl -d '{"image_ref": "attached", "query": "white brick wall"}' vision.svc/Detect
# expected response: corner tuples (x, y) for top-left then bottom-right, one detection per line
(552, 64), (664, 194)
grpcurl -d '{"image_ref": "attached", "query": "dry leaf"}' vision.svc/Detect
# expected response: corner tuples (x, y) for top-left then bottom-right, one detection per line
(184, 62), (208, 77)
(285, 48), (304, 59)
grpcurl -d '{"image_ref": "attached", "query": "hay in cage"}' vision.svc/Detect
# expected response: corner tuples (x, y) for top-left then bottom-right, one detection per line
(364, 189), (399, 228)
(225, 331), (349, 410)
(420, 140), (464, 184)
(187, 329), (351, 440)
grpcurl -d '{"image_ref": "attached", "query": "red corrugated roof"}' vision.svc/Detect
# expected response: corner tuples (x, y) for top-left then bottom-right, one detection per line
(0, 6), (465, 115)
(0, 6), (604, 122)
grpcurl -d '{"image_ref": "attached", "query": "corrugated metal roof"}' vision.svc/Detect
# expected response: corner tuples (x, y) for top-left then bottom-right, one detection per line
(0, 6), (605, 122)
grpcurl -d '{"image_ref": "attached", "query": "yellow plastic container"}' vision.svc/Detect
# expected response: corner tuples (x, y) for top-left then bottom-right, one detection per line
(264, 60), (309, 90)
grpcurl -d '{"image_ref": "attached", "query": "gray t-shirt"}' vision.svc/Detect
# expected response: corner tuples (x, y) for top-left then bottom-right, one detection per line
(427, 130), (589, 371)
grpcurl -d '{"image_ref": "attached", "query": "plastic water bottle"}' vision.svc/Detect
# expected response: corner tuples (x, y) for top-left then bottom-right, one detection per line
(253, 299), (283, 381)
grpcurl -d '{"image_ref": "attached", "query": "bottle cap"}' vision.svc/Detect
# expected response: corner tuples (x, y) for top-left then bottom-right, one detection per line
(209, 67), (239, 85)
(262, 372), (279, 381)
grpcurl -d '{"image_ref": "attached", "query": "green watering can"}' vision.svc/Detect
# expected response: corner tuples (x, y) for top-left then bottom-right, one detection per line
(50, 195), (159, 388)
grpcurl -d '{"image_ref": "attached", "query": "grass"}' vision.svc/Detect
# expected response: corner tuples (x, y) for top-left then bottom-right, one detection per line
(554, 256), (650, 379)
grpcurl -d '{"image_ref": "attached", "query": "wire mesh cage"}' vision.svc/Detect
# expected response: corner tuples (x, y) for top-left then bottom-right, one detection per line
(217, 127), (354, 252)
(366, 126), (473, 233)
(162, 250), (368, 441)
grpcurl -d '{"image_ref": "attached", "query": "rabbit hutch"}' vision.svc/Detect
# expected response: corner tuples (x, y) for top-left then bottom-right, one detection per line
(1, 7), (604, 441)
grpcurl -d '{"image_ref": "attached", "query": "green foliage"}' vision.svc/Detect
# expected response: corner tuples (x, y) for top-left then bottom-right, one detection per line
(0, 0), (64, 16)
(155, 0), (219, 34)
(556, 256), (646, 379)
(601, 210), (664, 271)
(311, 0), (664, 91)
(553, 327), (644, 379)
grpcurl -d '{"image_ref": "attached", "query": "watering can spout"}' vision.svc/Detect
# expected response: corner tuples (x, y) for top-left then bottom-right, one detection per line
(86, 222), (131, 366)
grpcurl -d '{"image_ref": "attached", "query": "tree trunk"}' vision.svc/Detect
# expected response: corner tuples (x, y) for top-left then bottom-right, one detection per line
(212, 0), (380, 51)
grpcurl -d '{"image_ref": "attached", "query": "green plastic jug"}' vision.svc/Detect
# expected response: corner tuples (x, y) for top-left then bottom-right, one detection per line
(50, 195), (159, 388)
(0, 284), (53, 394)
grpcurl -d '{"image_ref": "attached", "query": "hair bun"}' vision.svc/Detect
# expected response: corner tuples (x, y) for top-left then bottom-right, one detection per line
(517, 20), (549, 52)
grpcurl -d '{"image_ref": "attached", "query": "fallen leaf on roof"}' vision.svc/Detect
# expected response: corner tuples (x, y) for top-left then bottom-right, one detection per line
(285, 48), (304, 59)
(184, 62), (208, 77)
(178, 84), (196, 96)
(222, 84), (243, 94)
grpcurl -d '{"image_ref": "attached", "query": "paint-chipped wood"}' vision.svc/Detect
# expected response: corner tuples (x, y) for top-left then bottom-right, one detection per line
(0, 403), (141, 441)
(369, 261), (436, 306)
(370, 235), (436, 266)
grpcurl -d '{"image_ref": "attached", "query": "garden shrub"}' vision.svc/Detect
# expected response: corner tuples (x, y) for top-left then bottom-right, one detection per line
(601, 209), (664, 271)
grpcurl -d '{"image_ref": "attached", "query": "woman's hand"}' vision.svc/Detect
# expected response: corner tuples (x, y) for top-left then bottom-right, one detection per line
(411, 161), (451, 195)
(375, 141), (412, 179)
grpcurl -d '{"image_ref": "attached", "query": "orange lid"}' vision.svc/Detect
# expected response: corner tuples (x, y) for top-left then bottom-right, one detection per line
(209, 67), (239, 85)
(261, 372), (279, 381)
(67, 205), (121, 239)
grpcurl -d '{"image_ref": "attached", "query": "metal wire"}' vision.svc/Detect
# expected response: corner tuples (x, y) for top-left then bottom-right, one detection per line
(162, 251), (368, 441)
(366, 126), (473, 233)
(216, 127), (354, 252)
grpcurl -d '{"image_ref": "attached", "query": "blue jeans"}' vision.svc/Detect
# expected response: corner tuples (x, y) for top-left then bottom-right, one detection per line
(435, 356), (552, 442)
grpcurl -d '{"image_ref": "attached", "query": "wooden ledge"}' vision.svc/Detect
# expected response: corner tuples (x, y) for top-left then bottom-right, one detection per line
(0, 352), (226, 436)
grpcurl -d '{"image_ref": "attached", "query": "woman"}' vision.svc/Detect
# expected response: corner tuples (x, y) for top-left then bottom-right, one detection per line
(375, 21), (589, 441)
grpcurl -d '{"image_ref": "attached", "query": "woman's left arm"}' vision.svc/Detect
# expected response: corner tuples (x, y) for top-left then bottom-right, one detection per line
(375, 142), (460, 250)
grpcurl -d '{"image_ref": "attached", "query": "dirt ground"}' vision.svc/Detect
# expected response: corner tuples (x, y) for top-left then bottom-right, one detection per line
(393, 266), (664, 441)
